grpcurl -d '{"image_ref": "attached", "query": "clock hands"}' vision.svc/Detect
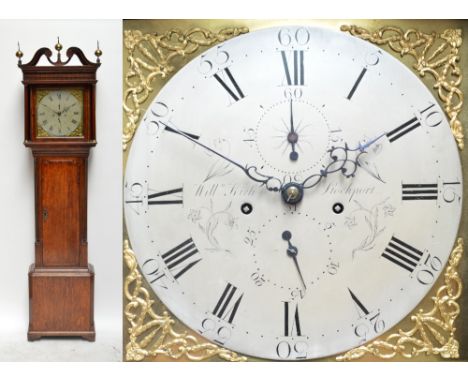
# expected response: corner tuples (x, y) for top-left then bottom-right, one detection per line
(159, 121), (283, 192)
(282, 230), (307, 291)
(288, 100), (299, 162)
(301, 131), (388, 190)
(351, 131), (388, 152)
(56, 100), (63, 130)
(54, 94), (75, 116)
(61, 102), (77, 115)
(42, 96), (67, 119)
(161, 119), (386, 203)
(42, 103), (59, 115)
(62, 102), (76, 114)
(350, 132), (388, 183)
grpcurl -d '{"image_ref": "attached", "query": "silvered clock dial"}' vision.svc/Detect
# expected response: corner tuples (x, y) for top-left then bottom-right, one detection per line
(35, 88), (83, 137)
(124, 26), (463, 360)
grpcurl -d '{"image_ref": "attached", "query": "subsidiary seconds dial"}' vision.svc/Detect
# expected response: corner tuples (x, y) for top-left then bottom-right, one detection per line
(255, 99), (332, 174)
(124, 26), (462, 360)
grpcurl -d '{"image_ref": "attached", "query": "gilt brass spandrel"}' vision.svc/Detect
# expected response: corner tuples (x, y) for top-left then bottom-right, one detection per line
(122, 23), (249, 151)
(122, 19), (468, 362)
(337, 238), (464, 361)
(124, 240), (247, 362)
(341, 24), (464, 150)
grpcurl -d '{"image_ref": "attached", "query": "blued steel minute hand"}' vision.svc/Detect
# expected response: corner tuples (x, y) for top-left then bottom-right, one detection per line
(159, 121), (283, 192)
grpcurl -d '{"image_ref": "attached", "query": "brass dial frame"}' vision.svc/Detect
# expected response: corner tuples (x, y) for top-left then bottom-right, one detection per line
(122, 19), (468, 362)
(34, 87), (85, 138)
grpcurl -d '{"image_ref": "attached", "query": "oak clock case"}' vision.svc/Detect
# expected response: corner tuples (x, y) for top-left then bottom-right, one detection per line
(124, 26), (463, 360)
(17, 42), (101, 341)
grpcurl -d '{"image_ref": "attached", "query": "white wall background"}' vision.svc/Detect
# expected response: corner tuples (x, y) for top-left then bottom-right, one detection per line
(0, 20), (122, 361)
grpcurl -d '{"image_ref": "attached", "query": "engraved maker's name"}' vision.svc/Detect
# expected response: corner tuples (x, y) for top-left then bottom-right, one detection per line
(322, 182), (376, 202)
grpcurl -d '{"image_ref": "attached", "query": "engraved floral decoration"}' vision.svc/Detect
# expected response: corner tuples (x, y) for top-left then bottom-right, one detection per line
(124, 240), (247, 361)
(337, 238), (464, 361)
(346, 198), (395, 258)
(341, 25), (464, 150)
(203, 138), (235, 182)
(356, 137), (386, 183)
(187, 209), (202, 223)
(189, 200), (238, 253)
(123, 27), (248, 150)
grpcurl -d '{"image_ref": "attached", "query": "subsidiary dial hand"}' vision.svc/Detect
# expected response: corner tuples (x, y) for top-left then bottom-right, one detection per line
(160, 121), (283, 192)
(282, 230), (307, 291)
(288, 100), (299, 161)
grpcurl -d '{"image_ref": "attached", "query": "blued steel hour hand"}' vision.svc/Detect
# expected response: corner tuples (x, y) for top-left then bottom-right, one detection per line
(62, 102), (77, 114)
(351, 131), (388, 153)
(288, 99), (299, 161)
(300, 131), (388, 190)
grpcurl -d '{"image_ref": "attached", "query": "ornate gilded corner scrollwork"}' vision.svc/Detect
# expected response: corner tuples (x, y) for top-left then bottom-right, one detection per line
(123, 27), (249, 151)
(124, 240), (247, 362)
(341, 25), (464, 150)
(337, 238), (463, 361)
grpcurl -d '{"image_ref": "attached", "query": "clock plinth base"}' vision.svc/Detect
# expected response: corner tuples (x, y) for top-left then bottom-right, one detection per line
(28, 264), (95, 342)
(27, 327), (96, 342)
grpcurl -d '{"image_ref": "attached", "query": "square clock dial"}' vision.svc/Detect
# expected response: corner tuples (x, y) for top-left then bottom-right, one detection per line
(124, 25), (463, 361)
(35, 88), (84, 138)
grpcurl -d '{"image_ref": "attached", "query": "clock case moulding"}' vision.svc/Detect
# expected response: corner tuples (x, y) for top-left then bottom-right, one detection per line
(122, 19), (468, 362)
(18, 42), (101, 341)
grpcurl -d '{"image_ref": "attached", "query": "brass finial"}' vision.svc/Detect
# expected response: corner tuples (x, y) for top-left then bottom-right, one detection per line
(95, 40), (102, 63)
(55, 37), (63, 52)
(16, 42), (23, 64)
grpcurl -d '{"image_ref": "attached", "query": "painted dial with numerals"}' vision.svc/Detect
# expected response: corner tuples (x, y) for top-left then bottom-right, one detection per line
(36, 89), (83, 137)
(124, 26), (462, 360)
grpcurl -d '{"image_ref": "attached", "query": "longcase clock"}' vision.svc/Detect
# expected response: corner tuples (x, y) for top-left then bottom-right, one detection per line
(17, 40), (101, 341)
